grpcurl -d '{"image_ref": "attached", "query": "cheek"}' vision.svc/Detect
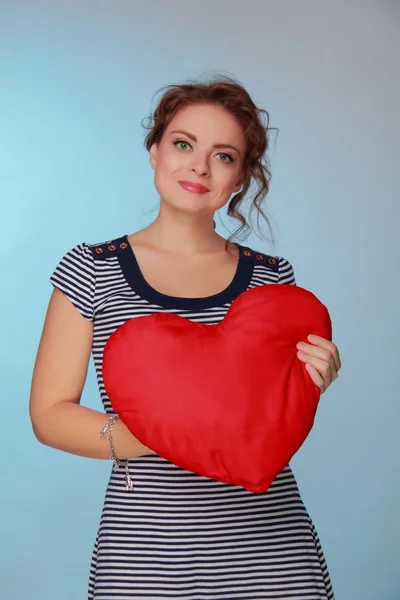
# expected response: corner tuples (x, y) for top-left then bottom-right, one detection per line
(217, 169), (241, 192)
(153, 151), (180, 193)
(157, 148), (182, 177)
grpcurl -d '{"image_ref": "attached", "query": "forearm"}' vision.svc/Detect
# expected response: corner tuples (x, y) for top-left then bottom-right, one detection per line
(32, 401), (155, 460)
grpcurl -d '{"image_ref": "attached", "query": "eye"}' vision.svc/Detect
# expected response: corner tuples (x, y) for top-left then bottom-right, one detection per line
(218, 152), (234, 164)
(173, 139), (191, 151)
(173, 139), (235, 164)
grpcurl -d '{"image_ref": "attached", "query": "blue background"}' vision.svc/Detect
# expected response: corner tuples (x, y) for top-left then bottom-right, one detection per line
(1, 1), (399, 598)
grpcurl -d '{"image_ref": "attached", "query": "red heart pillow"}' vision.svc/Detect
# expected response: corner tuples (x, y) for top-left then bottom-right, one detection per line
(102, 284), (332, 493)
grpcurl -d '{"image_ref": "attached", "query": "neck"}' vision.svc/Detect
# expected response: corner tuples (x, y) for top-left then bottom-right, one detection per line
(143, 205), (223, 254)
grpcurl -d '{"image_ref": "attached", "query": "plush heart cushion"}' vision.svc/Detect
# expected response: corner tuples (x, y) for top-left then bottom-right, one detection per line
(102, 284), (332, 493)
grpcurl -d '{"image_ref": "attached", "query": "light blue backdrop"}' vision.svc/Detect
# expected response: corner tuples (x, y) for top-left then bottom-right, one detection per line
(1, 1), (398, 598)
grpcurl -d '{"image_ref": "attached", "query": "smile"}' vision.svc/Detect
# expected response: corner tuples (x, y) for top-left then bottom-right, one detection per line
(178, 180), (210, 194)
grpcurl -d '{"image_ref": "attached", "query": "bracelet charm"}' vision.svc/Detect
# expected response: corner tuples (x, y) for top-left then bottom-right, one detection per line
(99, 415), (134, 491)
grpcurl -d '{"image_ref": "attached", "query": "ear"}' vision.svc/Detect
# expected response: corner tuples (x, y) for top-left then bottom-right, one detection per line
(149, 143), (158, 170)
(233, 179), (243, 193)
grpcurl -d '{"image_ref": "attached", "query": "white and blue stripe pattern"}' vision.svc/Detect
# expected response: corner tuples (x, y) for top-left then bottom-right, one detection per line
(50, 235), (334, 599)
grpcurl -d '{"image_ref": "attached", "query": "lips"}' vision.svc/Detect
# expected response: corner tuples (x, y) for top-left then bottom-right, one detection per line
(178, 180), (210, 194)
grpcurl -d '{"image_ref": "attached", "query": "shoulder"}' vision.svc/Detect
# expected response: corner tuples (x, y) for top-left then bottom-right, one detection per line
(240, 244), (279, 271)
(88, 234), (130, 260)
(242, 244), (296, 284)
(276, 256), (296, 284)
(51, 232), (129, 277)
(51, 241), (95, 274)
(49, 241), (99, 321)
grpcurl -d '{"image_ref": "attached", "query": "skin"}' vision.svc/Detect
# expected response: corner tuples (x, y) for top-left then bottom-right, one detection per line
(125, 103), (247, 298)
(29, 102), (340, 465)
(297, 335), (341, 395)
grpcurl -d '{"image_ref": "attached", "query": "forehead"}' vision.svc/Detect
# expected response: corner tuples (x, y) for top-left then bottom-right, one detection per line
(166, 103), (245, 143)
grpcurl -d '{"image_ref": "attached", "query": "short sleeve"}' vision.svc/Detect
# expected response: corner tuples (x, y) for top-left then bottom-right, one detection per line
(49, 243), (96, 321)
(277, 257), (296, 286)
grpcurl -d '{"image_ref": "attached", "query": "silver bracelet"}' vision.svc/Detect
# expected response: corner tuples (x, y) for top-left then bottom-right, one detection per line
(99, 415), (134, 491)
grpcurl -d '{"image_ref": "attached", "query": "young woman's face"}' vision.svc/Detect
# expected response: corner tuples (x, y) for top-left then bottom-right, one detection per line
(149, 103), (246, 218)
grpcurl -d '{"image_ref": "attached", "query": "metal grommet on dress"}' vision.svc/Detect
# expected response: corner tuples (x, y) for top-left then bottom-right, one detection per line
(268, 258), (277, 265)
(256, 254), (264, 261)
(244, 250), (252, 257)
(108, 245), (116, 251)
(120, 243), (128, 249)
(95, 247), (104, 254)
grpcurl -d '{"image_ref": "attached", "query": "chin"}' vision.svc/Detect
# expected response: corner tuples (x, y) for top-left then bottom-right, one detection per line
(161, 191), (211, 211)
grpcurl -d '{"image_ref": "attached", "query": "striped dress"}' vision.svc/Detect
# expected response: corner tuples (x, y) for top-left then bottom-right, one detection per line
(50, 234), (335, 600)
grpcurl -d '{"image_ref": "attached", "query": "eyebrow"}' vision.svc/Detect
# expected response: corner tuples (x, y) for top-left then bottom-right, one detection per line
(170, 130), (241, 155)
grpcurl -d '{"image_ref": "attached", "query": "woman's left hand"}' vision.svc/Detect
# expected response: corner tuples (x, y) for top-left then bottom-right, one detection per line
(296, 335), (341, 394)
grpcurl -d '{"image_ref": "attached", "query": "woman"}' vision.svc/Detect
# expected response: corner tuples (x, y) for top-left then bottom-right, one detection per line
(30, 75), (341, 599)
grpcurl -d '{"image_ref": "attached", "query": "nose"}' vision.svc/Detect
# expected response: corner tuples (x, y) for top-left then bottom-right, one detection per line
(190, 153), (210, 177)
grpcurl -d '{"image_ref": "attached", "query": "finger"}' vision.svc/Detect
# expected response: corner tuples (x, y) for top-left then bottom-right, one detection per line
(306, 335), (342, 372)
(305, 363), (326, 394)
(298, 343), (338, 381)
(298, 352), (335, 390)
(297, 343), (332, 365)
(309, 355), (336, 389)
(330, 345), (341, 372)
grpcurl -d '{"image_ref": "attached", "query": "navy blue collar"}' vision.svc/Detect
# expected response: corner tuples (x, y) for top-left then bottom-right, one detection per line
(117, 234), (255, 310)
